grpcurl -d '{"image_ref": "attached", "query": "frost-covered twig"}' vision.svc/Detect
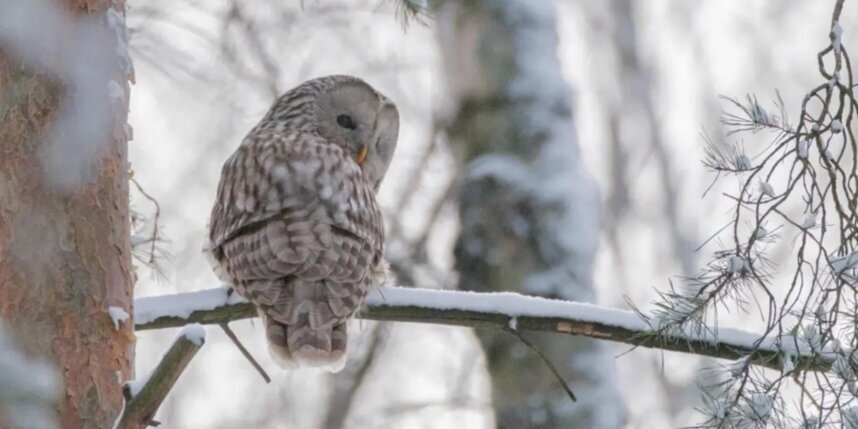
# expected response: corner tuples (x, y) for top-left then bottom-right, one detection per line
(134, 286), (833, 372)
(651, 0), (858, 425)
(118, 325), (205, 428)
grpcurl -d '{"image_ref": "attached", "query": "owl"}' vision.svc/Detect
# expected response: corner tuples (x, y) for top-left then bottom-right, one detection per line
(206, 75), (399, 372)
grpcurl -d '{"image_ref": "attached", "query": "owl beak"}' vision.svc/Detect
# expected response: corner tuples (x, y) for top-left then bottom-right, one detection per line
(355, 144), (369, 165)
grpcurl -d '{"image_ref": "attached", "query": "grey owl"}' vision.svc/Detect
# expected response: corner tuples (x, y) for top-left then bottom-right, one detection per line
(207, 75), (399, 371)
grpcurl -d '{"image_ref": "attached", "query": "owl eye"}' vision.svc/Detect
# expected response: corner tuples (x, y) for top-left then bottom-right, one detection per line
(337, 114), (357, 130)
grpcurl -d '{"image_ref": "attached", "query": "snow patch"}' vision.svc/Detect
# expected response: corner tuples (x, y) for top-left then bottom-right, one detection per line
(844, 406), (858, 429)
(135, 286), (246, 325)
(741, 394), (773, 423)
(832, 21), (844, 53)
(802, 212), (817, 229)
(727, 355), (750, 377)
(830, 251), (858, 275)
(798, 139), (810, 159)
(180, 323), (206, 346)
(508, 317), (518, 331)
(363, 287), (796, 354)
(107, 306), (129, 330)
(107, 80), (124, 101)
(735, 154), (752, 171)
(726, 256), (747, 273)
(760, 181), (775, 197)
(831, 119), (843, 133)
(124, 375), (148, 399)
(781, 353), (795, 374)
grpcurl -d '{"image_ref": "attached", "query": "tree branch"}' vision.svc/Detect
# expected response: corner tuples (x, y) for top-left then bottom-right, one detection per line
(118, 324), (206, 428)
(134, 286), (833, 372)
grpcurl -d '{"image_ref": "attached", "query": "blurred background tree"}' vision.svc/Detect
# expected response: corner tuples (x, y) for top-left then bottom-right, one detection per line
(433, 1), (624, 427)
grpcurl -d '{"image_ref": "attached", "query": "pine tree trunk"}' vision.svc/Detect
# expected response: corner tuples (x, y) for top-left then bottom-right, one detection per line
(0, 2), (133, 427)
(434, 1), (626, 427)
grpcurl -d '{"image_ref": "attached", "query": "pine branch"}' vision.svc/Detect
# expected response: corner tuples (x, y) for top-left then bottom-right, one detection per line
(117, 325), (206, 428)
(134, 286), (834, 372)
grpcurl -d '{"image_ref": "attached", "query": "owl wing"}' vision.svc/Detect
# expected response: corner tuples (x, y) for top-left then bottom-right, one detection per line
(209, 129), (383, 285)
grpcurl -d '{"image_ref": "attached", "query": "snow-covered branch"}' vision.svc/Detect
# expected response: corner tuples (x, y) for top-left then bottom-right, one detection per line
(117, 325), (206, 429)
(135, 286), (832, 372)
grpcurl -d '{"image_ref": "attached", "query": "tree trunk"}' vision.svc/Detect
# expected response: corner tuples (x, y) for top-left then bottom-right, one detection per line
(434, 1), (626, 427)
(0, 1), (133, 428)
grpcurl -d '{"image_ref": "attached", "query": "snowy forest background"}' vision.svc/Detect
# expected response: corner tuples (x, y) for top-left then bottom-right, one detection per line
(2, 0), (857, 428)
(127, 1), (855, 427)
(123, 0), (856, 428)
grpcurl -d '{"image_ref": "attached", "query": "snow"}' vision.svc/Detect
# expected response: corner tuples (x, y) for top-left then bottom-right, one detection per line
(363, 288), (816, 356)
(135, 286), (246, 325)
(760, 181), (775, 197)
(106, 7), (133, 77)
(467, 154), (534, 189)
(798, 139), (810, 159)
(107, 306), (129, 330)
(135, 285), (827, 361)
(180, 323), (206, 346)
(781, 353), (795, 374)
(798, 324), (824, 352)
(832, 21), (844, 53)
(832, 354), (854, 379)
(125, 373), (149, 398)
(367, 286), (644, 330)
(710, 398), (727, 421)
(508, 317), (518, 331)
(844, 406), (858, 429)
(107, 80), (124, 101)
(802, 212), (817, 229)
(726, 256), (747, 273)
(749, 100), (772, 125)
(830, 251), (858, 274)
(735, 154), (752, 171)
(831, 119), (843, 133)
(727, 355), (750, 377)
(741, 394), (773, 423)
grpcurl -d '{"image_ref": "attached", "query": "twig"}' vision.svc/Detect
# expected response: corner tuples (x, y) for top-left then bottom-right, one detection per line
(130, 177), (161, 266)
(118, 324), (205, 428)
(505, 326), (576, 402)
(219, 322), (271, 383)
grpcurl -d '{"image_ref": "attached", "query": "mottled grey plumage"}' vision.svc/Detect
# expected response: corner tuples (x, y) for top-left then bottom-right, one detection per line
(207, 75), (398, 371)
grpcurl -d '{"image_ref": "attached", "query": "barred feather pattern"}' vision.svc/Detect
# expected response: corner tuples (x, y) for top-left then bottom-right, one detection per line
(207, 75), (397, 371)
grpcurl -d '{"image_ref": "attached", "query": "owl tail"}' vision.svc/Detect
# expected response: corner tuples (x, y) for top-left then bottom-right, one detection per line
(261, 310), (348, 373)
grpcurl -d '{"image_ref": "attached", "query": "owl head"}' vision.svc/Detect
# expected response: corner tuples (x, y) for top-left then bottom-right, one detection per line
(267, 75), (400, 190)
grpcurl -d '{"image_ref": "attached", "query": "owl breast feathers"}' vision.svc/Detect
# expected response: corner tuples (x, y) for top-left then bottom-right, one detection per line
(206, 75), (399, 372)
